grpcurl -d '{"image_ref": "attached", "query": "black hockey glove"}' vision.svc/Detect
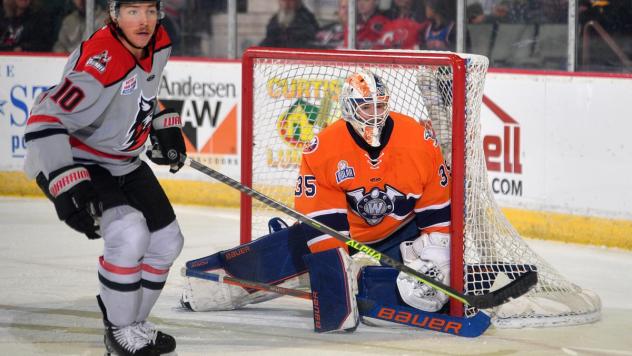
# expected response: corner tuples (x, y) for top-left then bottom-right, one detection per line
(36, 165), (102, 239)
(146, 108), (186, 173)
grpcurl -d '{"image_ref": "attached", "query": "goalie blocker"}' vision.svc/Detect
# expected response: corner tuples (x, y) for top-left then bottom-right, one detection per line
(182, 218), (533, 335)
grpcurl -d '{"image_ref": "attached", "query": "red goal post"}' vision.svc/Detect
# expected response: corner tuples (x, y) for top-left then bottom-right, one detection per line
(241, 47), (469, 317)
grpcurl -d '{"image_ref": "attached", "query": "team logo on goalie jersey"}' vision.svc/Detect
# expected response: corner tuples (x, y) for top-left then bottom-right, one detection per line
(303, 136), (319, 154)
(346, 185), (405, 225)
(335, 160), (355, 183)
(86, 50), (111, 73)
(422, 120), (438, 146)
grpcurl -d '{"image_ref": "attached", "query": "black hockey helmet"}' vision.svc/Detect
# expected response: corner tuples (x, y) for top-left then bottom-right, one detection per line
(108, 0), (165, 20)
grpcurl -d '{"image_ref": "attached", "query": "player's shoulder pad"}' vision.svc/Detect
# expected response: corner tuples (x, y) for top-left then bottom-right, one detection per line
(303, 120), (348, 156)
(74, 26), (136, 87)
(389, 112), (425, 135)
(390, 112), (440, 148)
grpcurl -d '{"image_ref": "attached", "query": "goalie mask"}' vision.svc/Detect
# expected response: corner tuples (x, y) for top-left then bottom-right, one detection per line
(109, 0), (165, 20)
(340, 70), (390, 147)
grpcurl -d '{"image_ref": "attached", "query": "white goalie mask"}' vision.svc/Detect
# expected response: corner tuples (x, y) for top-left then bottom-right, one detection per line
(340, 70), (390, 147)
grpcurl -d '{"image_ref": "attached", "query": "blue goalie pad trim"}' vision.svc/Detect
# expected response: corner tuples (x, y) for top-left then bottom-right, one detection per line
(185, 221), (311, 286)
(357, 297), (491, 337)
(303, 249), (356, 333)
(357, 266), (490, 337)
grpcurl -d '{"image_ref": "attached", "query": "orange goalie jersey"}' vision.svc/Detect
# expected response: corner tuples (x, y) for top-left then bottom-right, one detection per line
(295, 112), (451, 253)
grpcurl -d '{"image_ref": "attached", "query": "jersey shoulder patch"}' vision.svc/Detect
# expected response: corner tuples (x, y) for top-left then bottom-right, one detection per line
(74, 26), (136, 87)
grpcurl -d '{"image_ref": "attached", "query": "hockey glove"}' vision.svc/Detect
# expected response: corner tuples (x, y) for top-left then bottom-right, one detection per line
(36, 165), (102, 239)
(146, 108), (186, 173)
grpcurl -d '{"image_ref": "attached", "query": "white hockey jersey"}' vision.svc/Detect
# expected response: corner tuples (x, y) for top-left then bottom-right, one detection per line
(24, 23), (172, 178)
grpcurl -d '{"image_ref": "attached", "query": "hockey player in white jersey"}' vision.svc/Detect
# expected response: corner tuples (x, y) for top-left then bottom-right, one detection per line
(24, 1), (185, 355)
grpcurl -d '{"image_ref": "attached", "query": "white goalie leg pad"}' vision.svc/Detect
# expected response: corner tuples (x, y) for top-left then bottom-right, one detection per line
(181, 269), (251, 311)
(181, 270), (309, 312)
(396, 232), (450, 312)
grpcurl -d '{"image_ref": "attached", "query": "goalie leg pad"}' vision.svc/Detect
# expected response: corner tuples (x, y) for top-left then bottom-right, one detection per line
(182, 221), (311, 311)
(303, 248), (359, 333)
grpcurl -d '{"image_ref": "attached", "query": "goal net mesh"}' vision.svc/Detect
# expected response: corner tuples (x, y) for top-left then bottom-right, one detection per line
(244, 50), (600, 328)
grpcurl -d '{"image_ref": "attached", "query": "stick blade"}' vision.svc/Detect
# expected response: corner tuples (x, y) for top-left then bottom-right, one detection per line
(466, 270), (538, 309)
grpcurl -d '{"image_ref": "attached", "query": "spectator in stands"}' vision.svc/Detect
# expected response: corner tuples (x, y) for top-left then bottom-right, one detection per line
(467, 2), (487, 24)
(355, 0), (389, 49)
(53, 0), (106, 53)
(422, 0), (455, 51)
(313, 0), (347, 49)
(376, 0), (428, 49)
(260, 0), (319, 48)
(314, 0), (388, 50)
(0, 0), (55, 51)
(383, 0), (426, 22)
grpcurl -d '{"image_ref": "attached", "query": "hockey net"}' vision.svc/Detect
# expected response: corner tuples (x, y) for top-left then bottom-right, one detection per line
(240, 48), (600, 328)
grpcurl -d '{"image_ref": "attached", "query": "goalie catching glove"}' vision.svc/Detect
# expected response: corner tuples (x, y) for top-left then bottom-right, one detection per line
(396, 232), (450, 312)
(36, 165), (102, 239)
(146, 108), (186, 173)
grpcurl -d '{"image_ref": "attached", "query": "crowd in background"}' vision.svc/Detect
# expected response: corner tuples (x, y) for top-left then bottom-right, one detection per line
(1, 0), (632, 72)
(0, 0), (211, 55)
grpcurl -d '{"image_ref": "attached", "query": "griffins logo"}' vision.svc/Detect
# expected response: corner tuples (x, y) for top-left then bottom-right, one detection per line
(120, 93), (155, 152)
(346, 185), (405, 225)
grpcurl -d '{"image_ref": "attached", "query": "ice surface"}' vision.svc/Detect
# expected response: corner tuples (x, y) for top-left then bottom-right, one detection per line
(0, 197), (630, 355)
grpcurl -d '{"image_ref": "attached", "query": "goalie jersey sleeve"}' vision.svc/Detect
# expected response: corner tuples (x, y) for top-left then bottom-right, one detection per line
(24, 24), (172, 179)
(295, 113), (451, 253)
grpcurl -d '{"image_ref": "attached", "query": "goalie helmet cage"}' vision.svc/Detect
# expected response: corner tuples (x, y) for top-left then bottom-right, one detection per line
(240, 47), (601, 328)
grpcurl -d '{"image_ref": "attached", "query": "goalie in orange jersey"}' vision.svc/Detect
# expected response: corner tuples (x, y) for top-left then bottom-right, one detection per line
(181, 69), (452, 334)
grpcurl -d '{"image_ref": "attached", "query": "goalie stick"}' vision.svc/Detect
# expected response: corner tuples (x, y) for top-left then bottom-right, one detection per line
(184, 157), (537, 309)
(182, 267), (312, 300)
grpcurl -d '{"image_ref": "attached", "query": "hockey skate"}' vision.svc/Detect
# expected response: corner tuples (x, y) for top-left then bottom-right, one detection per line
(103, 322), (158, 356)
(135, 320), (176, 355)
(98, 295), (176, 355)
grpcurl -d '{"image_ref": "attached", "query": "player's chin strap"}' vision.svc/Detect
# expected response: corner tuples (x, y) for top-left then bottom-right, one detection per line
(179, 155), (538, 310)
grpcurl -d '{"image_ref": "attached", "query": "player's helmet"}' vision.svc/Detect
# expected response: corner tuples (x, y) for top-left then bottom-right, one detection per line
(109, 0), (165, 20)
(340, 70), (390, 147)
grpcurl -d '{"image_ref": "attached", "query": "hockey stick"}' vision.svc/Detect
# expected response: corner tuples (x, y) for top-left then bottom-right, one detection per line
(184, 157), (537, 309)
(182, 267), (312, 300)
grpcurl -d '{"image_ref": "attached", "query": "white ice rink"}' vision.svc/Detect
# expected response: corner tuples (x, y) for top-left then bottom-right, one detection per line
(1, 197), (631, 355)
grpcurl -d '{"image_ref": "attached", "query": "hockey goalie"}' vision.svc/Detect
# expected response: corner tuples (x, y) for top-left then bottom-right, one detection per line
(181, 70), (478, 335)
